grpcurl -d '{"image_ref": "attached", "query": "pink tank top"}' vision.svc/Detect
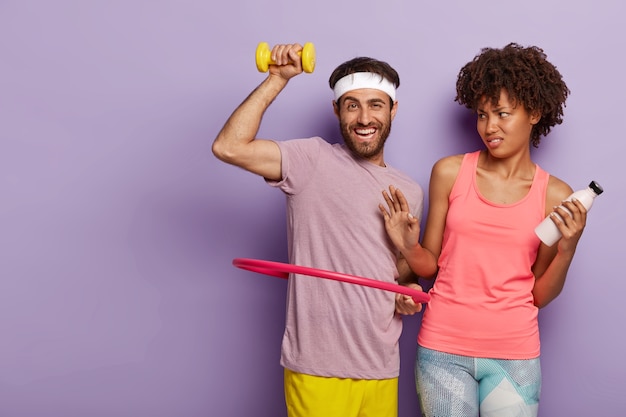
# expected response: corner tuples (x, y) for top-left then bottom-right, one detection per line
(418, 151), (548, 359)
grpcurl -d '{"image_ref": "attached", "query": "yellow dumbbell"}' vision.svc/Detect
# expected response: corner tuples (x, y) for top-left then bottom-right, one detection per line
(255, 42), (316, 73)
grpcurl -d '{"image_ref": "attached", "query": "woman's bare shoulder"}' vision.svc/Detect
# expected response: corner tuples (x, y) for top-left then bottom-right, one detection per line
(546, 174), (574, 206)
(432, 153), (465, 177)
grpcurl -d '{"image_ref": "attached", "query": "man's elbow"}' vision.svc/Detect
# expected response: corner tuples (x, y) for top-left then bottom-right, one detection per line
(212, 138), (236, 163)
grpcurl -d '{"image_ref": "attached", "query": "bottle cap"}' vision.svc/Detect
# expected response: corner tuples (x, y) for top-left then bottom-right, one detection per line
(589, 181), (604, 195)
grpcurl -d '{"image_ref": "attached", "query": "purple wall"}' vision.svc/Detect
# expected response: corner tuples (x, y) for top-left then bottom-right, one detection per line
(1, 1), (624, 416)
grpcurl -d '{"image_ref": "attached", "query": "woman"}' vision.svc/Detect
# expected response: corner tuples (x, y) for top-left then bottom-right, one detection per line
(381, 43), (587, 416)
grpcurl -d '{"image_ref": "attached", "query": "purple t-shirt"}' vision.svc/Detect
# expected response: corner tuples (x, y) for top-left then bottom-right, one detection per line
(268, 137), (424, 379)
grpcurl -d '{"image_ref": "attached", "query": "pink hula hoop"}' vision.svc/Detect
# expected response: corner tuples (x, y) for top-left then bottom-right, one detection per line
(232, 258), (430, 303)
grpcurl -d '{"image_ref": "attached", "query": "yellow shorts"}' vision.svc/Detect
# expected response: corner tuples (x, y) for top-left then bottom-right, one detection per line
(284, 368), (398, 417)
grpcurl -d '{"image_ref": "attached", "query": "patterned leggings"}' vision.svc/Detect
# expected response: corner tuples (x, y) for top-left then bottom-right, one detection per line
(415, 346), (541, 417)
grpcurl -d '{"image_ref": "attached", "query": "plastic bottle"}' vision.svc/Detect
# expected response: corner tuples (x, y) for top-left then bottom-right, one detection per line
(534, 180), (604, 247)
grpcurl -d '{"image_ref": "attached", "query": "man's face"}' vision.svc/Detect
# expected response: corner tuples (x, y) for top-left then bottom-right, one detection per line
(334, 88), (397, 166)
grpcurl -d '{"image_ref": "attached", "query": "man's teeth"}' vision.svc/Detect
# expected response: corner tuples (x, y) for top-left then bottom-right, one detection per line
(356, 128), (375, 135)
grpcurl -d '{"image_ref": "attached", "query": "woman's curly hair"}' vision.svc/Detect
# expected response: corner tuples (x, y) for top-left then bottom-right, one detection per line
(455, 43), (570, 147)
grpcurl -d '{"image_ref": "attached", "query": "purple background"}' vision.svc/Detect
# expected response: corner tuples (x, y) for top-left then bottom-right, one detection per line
(1, 1), (624, 416)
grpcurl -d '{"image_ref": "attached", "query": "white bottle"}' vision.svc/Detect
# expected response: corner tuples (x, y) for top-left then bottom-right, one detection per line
(534, 180), (604, 247)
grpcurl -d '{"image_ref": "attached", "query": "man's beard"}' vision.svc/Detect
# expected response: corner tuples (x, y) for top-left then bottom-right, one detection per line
(340, 121), (391, 160)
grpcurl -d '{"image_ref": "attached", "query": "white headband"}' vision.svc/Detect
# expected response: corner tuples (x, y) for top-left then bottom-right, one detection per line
(332, 72), (397, 101)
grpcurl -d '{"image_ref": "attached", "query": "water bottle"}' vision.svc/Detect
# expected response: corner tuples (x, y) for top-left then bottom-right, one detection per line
(534, 180), (604, 246)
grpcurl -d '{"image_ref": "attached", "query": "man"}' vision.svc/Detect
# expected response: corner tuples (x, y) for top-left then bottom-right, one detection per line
(213, 43), (424, 417)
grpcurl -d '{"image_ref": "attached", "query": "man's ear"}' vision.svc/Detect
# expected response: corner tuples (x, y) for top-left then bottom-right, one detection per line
(333, 99), (340, 118)
(391, 100), (399, 121)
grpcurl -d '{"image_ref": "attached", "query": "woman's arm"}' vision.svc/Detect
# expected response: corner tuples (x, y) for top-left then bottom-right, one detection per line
(532, 176), (587, 308)
(380, 155), (461, 279)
